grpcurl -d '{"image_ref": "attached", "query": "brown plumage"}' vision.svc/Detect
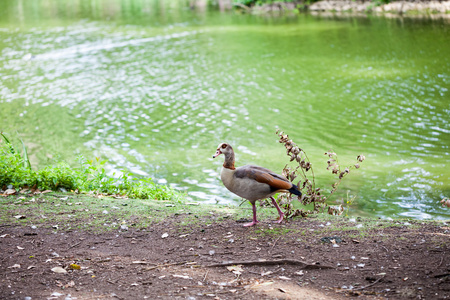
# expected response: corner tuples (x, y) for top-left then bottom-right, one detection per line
(213, 143), (302, 227)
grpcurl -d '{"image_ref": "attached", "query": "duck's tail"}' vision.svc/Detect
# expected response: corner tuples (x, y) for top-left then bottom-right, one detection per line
(288, 184), (302, 197)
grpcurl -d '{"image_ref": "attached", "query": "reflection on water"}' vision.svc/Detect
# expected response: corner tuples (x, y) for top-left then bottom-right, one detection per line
(0, 0), (449, 219)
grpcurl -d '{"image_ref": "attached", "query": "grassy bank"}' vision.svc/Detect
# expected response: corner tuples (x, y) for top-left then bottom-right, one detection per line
(1, 191), (444, 238)
(0, 192), (287, 233)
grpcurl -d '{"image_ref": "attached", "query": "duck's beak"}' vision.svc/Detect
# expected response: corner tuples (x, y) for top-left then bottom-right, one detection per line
(213, 149), (222, 158)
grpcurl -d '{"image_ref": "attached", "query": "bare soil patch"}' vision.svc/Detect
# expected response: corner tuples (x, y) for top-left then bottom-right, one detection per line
(1, 212), (449, 299)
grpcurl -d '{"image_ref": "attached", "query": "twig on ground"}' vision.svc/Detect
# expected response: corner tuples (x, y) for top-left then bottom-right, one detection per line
(66, 241), (81, 250)
(206, 259), (334, 270)
(353, 276), (384, 291)
(144, 261), (192, 271)
(437, 254), (445, 268)
(270, 237), (282, 253)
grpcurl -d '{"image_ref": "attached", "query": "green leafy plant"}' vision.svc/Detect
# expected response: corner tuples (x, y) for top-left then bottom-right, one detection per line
(274, 130), (365, 218)
(0, 133), (182, 201)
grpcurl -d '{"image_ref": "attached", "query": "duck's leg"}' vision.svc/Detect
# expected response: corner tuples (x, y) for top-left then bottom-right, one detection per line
(270, 196), (285, 223)
(243, 202), (259, 227)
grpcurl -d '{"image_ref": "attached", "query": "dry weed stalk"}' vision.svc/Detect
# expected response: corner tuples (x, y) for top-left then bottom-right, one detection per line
(273, 130), (365, 218)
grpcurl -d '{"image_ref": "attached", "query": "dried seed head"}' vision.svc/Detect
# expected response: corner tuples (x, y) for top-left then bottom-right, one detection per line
(354, 164), (360, 169)
(357, 154), (365, 162)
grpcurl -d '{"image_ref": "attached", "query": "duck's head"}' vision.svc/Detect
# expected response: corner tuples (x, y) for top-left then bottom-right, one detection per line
(213, 143), (233, 158)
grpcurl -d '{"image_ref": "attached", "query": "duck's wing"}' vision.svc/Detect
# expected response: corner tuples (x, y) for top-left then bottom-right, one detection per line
(234, 165), (292, 191)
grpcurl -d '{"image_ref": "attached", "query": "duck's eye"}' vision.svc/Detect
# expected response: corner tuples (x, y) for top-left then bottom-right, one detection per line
(221, 144), (227, 149)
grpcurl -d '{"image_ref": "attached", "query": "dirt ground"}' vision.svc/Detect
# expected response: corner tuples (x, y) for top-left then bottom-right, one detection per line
(1, 212), (449, 300)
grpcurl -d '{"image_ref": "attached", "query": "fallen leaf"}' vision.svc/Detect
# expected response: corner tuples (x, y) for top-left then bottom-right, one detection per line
(13, 215), (26, 219)
(17, 246), (24, 250)
(65, 281), (75, 288)
(27, 266), (35, 270)
(132, 261), (153, 265)
(4, 189), (16, 195)
(8, 264), (21, 269)
(51, 266), (67, 274)
(261, 271), (273, 276)
(51, 292), (64, 297)
(0, 234), (10, 238)
(161, 233), (169, 238)
(295, 270), (304, 276)
(42, 190), (52, 194)
(278, 288), (287, 293)
(279, 276), (291, 280)
(173, 274), (190, 279)
(69, 264), (81, 270)
(226, 265), (244, 275)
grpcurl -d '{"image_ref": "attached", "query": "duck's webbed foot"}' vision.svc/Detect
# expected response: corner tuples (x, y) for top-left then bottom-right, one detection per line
(243, 220), (259, 227)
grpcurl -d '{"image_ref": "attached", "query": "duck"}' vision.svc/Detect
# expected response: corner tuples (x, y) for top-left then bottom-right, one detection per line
(213, 143), (302, 227)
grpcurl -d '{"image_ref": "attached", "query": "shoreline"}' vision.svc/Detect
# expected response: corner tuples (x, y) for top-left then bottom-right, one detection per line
(237, 0), (450, 17)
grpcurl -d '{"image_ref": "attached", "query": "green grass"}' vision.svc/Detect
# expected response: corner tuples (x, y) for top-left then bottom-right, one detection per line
(0, 192), (230, 232)
(0, 192), (315, 233)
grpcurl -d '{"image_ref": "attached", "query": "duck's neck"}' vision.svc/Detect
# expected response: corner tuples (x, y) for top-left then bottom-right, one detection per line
(223, 151), (236, 170)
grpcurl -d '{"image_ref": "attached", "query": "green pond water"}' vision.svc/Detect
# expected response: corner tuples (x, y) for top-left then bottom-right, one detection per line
(1, 0), (449, 219)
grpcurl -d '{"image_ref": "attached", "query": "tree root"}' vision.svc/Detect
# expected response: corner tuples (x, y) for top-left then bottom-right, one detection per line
(206, 259), (334, 270)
